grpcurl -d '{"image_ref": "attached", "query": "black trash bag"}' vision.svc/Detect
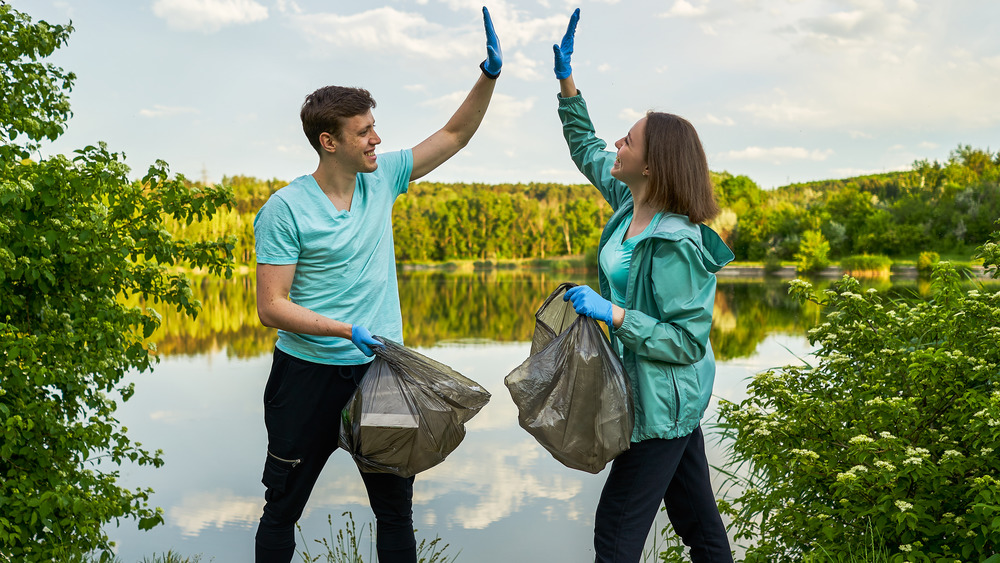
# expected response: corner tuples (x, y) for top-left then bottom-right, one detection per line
(339, 338), (491, 478)
(504, 283), (633, 474)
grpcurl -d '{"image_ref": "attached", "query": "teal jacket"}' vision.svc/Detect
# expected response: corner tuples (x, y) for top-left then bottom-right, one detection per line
(558, 93), (735, 442)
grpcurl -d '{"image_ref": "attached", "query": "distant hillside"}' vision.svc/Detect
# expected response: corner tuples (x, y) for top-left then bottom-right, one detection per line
(171, 145), (998, 264)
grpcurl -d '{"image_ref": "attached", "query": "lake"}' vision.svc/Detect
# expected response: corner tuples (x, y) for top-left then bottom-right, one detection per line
(105, 270), (933, 562)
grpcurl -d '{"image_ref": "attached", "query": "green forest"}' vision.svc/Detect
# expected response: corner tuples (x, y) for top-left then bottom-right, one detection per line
(169, 145), (1000, 267)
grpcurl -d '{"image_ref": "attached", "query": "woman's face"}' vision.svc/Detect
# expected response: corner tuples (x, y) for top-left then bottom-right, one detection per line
(611, 117), (648, 186)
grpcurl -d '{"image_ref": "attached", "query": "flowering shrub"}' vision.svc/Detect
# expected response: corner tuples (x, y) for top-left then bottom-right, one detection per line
(716, 247), (1000, 562)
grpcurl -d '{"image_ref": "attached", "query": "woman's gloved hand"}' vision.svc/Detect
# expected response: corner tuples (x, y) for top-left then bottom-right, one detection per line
(480, 6), (503, 79)
(563, 284), (613, 325)
(350, 325), (382, 357)
(553, 8), (580, 79)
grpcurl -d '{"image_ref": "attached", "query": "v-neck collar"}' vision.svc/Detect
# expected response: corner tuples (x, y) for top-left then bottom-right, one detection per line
(307, 174), (358, 216)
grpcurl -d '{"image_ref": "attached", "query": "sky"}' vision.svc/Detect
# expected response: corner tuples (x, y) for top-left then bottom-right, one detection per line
(11, 0), (1000, 190)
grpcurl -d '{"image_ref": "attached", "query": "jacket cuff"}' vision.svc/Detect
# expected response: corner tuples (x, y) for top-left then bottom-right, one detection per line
(557, 89), (584, 105)
(612, 309), (639, 343)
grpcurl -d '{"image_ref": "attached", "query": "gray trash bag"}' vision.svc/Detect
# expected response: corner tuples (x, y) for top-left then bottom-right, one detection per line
(504, 283), (633, 474)
(339, 338), (491, 478)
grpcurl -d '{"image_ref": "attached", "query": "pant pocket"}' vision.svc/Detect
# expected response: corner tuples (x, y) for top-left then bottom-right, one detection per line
(262, 451), (300, 502)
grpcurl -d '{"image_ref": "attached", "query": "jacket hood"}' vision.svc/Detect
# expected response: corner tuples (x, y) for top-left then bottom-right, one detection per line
(648, 213), (735, 274)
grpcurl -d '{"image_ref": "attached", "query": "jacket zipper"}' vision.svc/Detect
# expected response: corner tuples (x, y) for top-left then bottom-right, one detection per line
(267, 450), (302, 468)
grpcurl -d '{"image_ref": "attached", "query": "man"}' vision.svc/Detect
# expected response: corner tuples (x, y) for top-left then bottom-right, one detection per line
(251, 8), (502, 562)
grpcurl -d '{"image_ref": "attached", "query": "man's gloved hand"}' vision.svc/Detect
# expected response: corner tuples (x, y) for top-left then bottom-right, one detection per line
(563, 284), (613, 325)
(481, 6), (503, 79)
(553, 8), (580, 79)
(350, 325), (382, 357)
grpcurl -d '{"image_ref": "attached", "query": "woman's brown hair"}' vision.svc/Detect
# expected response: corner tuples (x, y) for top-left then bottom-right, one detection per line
(642, 112), (719, 224)
(300, 86), (377, 155)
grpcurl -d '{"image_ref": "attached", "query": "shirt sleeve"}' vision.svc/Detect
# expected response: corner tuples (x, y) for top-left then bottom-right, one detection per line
(383, 149), (413, 199)
(253, 194), (300, 265)
(557, 92), (631, 211)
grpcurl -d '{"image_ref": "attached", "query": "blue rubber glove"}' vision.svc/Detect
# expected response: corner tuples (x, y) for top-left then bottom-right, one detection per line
(563, 284), (613, 325)
(350, 325), (382, 357)
(480, 6), (502, 79)
(553, 8), (580, 80)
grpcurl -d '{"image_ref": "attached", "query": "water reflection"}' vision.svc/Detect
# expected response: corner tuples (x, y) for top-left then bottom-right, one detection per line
(113, 271), (995, 561)
(152, 270), (828, 361)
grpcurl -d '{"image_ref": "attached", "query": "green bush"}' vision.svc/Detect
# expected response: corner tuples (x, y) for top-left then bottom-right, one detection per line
(839, 254), (892, 278)
(716, 264), (1000, 562)
(794, 230), (831, 274)
(916, 251), (940, 277)
(976, 220), (1000, 279)
(763, 250), (784, 274)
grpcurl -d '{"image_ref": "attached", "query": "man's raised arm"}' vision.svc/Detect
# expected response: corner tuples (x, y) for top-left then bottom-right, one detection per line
(410, 6), (502, 181)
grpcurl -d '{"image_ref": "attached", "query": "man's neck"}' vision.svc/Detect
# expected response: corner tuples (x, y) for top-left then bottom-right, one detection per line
(312, 161), (357, 211)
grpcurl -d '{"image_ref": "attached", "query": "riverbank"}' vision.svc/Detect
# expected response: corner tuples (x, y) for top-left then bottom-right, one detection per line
(395, 256), (991, 280)
(185, 257), (990, 280)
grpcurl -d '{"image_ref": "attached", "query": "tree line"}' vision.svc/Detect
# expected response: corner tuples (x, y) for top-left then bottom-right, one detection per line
(172, 145), (1000, 266)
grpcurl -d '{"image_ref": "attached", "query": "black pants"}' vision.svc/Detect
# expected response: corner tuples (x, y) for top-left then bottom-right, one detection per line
(254, 348), (417, 563)
(594, 427), (733, 563)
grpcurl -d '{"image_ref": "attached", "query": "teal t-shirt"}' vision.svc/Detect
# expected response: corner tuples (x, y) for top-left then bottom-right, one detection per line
(253, 149), (413, 365)
(599, 211), (663, 307)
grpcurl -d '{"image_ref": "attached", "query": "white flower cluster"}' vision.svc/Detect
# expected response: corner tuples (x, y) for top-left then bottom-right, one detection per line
(874, 460), (896, 471)
(941, 450), (964, 461)
(791, 449), (820, 461)
(849, 434), (875, 445)
(895, 500), (913, 512)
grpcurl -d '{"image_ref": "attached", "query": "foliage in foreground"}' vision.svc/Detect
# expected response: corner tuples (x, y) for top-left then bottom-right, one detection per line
(715, 230), (1000, 562)
(1, 4), (235, 561)
(297, 512), (458, 563)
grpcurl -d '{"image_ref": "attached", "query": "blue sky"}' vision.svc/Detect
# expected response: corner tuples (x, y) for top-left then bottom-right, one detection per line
(12, 0), (1000, 189)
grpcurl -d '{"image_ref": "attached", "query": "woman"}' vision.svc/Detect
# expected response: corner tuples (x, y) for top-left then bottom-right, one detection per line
(552, 9), (735, 563)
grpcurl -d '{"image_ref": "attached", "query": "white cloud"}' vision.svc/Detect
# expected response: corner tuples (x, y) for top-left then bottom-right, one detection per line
(168, 490), (262, 537)
(618, 108), (645, 123)
(742, 99), (827, 125)
(152, 0), (268, 33)
(486, 94), (536, 121)
(507, 51), (542, 81)
(274, 0), (300, 15)
(706, 114), (735, 126)
(720, 146), (834, 164)
(419, 92), (534, 122)
(292, 8), (467, 60)
(139, 105), (200, 118)
(660, 0), (709, 18)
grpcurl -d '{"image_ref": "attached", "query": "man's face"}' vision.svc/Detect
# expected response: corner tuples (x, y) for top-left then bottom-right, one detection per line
(335, 110), (381, 173)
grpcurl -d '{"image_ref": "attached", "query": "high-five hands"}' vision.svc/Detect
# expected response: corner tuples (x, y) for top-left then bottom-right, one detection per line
(553, 8), (580, 79)
(481, 6), (503, 78)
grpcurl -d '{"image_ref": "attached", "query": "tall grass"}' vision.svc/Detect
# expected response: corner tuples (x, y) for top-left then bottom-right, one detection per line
(296, 512), (458, 563)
